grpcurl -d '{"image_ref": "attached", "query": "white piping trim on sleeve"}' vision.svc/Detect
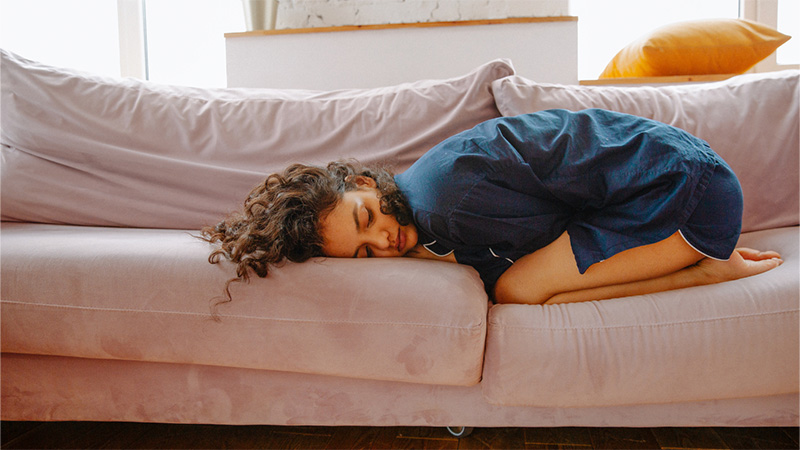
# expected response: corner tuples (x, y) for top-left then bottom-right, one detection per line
(423, 240), (454, 258)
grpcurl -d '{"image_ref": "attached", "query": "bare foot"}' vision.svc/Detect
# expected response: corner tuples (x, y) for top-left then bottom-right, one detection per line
(695, 248), (783, 284)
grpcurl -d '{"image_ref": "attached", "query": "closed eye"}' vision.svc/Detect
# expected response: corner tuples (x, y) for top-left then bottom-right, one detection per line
(352, 204), (375, 258)
(353, 245), (373, 258)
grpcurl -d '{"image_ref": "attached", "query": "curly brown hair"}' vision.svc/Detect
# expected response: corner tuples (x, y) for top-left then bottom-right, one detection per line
(200, 160), (412, 303)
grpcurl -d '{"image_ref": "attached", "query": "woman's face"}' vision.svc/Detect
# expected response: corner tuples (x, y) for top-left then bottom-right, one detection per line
(320, 185), (418, 259)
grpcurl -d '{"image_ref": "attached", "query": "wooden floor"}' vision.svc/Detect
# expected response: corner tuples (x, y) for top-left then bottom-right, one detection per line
(1, 422), (798, 449)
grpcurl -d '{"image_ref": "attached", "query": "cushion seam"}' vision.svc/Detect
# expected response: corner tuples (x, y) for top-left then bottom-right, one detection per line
(0, 300), (485, 331)
(489, 309), (798, 331)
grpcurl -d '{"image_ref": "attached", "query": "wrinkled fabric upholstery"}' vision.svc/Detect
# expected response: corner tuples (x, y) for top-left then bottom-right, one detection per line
(1, 49), (513, 229)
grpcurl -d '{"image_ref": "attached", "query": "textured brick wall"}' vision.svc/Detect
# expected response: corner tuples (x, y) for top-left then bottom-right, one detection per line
(275, 0), (569, 28)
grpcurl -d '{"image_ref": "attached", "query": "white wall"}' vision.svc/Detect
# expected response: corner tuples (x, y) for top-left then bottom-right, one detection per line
(228, 0), (576, 89)
(227, 18), (578, 89)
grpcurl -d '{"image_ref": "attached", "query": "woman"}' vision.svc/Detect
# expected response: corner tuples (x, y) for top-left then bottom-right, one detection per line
(202, 109), (782, 304)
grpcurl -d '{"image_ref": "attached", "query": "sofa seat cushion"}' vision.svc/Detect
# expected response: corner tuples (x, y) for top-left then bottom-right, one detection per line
(482, 227), (799, 407)
(0, 49), (513, 229)
(0, 223), (488, 386)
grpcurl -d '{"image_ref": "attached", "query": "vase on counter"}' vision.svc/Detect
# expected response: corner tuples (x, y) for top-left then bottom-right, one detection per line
(242, 0), (278, 31)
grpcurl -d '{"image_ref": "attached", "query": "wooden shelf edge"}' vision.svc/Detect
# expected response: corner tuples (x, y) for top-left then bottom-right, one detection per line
(580, 74), (738, 86)
(225, 16), (577, 38)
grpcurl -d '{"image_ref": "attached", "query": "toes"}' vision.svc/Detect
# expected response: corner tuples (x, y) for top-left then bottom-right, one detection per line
(744, 256), (783, 275)
(735, 248), (782, 261)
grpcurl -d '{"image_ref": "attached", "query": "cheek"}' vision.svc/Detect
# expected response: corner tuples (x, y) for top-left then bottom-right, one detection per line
(318, 218), (354, 258)
(407, 225), (419, 248)
(320, 239), (352, 258)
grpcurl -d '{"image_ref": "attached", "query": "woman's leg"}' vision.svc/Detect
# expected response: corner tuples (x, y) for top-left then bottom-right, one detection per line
(493, 231), (782, 305)
(544, 247), (782, 304)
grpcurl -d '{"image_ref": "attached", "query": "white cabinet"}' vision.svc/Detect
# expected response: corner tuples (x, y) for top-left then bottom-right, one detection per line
(225, 17), (578, 89)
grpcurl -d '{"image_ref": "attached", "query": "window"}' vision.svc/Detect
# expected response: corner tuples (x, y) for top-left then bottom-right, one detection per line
(0, 0), (244, 87)
(0, 0), (121, 77)
(775, 0), (798, 65)
(1, 0), (796, 86)
(741, 0), (799, 70)
(569, 0), (740, 80)
(143, 0), (242, 87)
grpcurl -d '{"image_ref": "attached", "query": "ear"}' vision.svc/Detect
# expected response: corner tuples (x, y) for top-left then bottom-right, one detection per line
(346, 175), (378, 189)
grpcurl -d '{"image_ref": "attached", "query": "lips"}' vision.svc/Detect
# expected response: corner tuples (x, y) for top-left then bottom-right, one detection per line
(396, 229), (405, 254)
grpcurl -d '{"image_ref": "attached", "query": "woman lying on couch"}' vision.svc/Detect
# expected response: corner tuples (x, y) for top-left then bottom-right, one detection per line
(203, 109), (782, 304)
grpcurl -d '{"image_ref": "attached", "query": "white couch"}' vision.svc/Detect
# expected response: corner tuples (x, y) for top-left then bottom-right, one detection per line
(2, 49), (798, 428)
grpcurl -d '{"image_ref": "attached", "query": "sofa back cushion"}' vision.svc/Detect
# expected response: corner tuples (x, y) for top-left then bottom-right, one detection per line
(491, 70), (800, 233)
(0, 49), (513, 229)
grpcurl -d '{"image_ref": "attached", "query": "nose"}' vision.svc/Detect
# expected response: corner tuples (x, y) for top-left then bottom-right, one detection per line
(367, 229), (394, 254)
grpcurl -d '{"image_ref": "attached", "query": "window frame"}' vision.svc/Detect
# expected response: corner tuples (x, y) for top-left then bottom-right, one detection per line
(740, 0), (799, 71)
(117, 0), (147, 79)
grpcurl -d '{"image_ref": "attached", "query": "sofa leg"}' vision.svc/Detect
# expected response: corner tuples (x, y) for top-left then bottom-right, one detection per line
(446, 426), (474, 437)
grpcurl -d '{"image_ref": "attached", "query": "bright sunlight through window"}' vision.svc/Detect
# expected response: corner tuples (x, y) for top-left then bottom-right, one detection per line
(0, 0), (244, 87)
(1, 0), (796, 87)
(570, 0), (740, 80)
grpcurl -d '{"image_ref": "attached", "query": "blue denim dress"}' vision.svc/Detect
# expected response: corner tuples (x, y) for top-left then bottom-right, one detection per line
(394, 109), (742, 293)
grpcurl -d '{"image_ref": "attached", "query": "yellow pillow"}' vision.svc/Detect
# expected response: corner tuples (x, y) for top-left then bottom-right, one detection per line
(600, 18), (791, 78)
